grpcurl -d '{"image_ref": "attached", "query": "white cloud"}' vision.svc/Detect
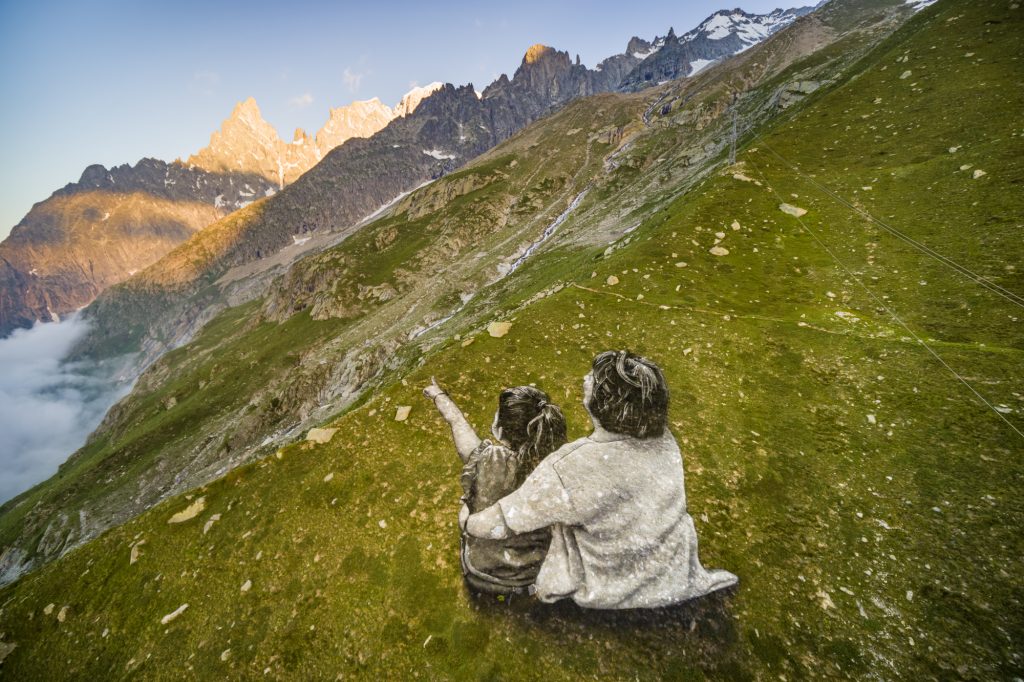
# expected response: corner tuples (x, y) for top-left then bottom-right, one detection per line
(0, 317), (130, 504)
(288, 92), (314, 108)
(343, 67), (364, 93)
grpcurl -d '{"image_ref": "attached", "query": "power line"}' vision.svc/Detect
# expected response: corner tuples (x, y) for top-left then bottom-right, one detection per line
(750, 134), (1024, 311)
(746, 155), (1024, 441)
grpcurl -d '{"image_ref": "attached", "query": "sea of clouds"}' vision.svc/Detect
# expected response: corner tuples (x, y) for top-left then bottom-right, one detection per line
(0, 317), (130, 504)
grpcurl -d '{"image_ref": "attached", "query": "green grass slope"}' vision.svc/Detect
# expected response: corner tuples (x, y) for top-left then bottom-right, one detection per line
(1, 0), (1022, 678)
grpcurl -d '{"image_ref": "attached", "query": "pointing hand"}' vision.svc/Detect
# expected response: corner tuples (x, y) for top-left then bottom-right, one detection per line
(423, 376), (445, 399)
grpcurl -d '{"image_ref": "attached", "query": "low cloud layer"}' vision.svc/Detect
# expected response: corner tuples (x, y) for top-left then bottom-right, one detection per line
(0, 317), (129, 504)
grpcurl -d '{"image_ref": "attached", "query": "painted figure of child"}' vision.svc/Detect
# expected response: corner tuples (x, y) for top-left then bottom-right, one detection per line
(424, 378), (567, 594)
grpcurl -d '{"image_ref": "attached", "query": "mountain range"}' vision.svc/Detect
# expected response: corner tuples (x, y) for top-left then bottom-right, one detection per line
(0, 5), (812, 341)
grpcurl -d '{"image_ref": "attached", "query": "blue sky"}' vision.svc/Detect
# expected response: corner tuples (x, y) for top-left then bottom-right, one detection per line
(0, 0), (798, 238)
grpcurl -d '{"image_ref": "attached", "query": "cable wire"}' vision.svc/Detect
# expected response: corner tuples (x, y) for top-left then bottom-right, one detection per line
(751, 134), (1024, 311)
(746, 154), (1024, 440)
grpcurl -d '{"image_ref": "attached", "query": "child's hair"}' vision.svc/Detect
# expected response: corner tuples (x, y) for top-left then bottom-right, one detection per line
(497, 386), (567, 480)
(586, 350), (669, 439)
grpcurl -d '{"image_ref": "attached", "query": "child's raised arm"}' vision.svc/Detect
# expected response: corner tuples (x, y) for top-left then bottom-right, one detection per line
(423, 377), (482, 463)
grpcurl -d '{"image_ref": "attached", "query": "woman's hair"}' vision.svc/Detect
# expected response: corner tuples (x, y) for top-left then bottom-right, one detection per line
(586, 350), (669, 439)
(497, 386), (567, 481)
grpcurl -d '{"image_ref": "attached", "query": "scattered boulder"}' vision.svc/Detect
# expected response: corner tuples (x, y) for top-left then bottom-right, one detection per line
(606, 275), (620, 286)
(731, 220), (741, 231)
(776, 80), (820, 109)
(487, 321), (512, 338)
(167, 497), (206, 524)
(306, 428), (338, 444)
(160, 604), (189, 625)
(394, 406), (412, 422)
(779, 203), (808, 217)
(709, 246), (730, 256)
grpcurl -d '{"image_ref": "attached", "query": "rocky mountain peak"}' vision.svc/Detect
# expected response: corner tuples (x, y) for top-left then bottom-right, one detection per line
(523, 43), (557, 65)
(626, 36), (655, 58)
(393, 82), (444, 118)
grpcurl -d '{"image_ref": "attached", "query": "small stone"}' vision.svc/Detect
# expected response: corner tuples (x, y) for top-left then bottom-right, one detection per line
(948, 146), (959, 153)
(606, 275), (620, 286)
(44, 603), (55, 615)
(973, 169), (986, 179)
(57, 606), (69, 623)
(221, 649), (231, 661)
(817, 590), (835, 610)
(779, 203), (808, 217)
(394, 405), (412, 422)
(674, 261), (687, 268)
(899, 70), (912, 79)
(715, 231), (726, 239)
(460, 337), (474, 347)
(378, 519), (388, 529)
(730, 220), (741, 231)
(306, 428), (338, 444)
(130, 539), (146, 564)
(323, 472), (334, 483)
(867, 414), (877, 425)
(160, 604), (189, 625)
(959, 164), (972, 171)
(168, 497), (206, 524)
(709, 246), (729, 256)
(487, 321), (512, 338)
(202, 514), (222, 535)
(241, 580), (252, 593)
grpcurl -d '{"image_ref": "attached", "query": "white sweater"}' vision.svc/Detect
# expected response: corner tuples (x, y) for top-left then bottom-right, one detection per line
(491, 428), (738, 609)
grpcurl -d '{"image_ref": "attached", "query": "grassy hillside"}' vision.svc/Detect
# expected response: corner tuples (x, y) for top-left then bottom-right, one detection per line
(1, 0), (1022, 678)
